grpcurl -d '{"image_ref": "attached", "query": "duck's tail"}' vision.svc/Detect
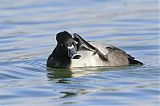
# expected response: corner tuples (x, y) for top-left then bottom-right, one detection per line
(128, 58), (143, 65)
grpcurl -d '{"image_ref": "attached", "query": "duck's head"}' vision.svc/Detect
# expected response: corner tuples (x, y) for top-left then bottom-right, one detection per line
(55, 31), (81, 59)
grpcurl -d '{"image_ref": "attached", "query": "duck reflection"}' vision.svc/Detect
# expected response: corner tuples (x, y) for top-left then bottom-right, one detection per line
(47, 67), (72, 79)
(46, 66), (133, 100)
(46, 67), (97, 99)
(47, 66), (134, 81)
(46, 67), (101, 81)
(60, 91), (77, 98)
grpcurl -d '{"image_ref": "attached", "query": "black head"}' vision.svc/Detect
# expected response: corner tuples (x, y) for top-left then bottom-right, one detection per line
(56, 31), (72, 44)
(55, 31), (81, 59)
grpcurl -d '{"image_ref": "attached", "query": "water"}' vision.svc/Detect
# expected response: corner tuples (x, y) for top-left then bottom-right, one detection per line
(0, 0), (159, 106)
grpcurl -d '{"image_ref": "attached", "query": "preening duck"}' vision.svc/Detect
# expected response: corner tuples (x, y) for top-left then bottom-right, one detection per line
(47, 31), (143, 69)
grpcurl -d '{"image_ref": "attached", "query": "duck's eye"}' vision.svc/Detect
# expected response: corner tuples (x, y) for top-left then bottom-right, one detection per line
(67, 43), (72, 47)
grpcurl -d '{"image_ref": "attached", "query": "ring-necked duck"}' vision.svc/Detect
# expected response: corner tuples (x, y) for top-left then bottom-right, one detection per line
(47, 31), (143, 69)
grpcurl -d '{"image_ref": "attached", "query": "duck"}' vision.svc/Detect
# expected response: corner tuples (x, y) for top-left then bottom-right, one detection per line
(47, 31), (143, 69)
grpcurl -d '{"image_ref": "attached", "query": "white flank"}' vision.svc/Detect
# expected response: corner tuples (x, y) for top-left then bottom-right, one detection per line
(71, 42), (109, 68)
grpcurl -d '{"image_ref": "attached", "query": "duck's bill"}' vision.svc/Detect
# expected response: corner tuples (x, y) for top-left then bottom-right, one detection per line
(68, 45), (81, 59)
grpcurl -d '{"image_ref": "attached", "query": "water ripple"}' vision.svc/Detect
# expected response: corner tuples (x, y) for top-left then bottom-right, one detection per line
(0, 0), (159, 106)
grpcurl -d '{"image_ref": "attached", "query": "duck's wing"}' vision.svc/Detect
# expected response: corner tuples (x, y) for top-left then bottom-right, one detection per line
(73, 33), (108, 61)
(106, 44), (135, 59)
(106, 45), (143, 65)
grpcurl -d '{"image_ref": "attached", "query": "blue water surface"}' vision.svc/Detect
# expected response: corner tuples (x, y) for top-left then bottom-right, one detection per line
(0, 0), (159, 106)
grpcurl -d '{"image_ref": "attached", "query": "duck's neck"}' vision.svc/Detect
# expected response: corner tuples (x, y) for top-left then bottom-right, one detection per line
(53, 44), (67, 56)
(52, 45), (71, 68)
